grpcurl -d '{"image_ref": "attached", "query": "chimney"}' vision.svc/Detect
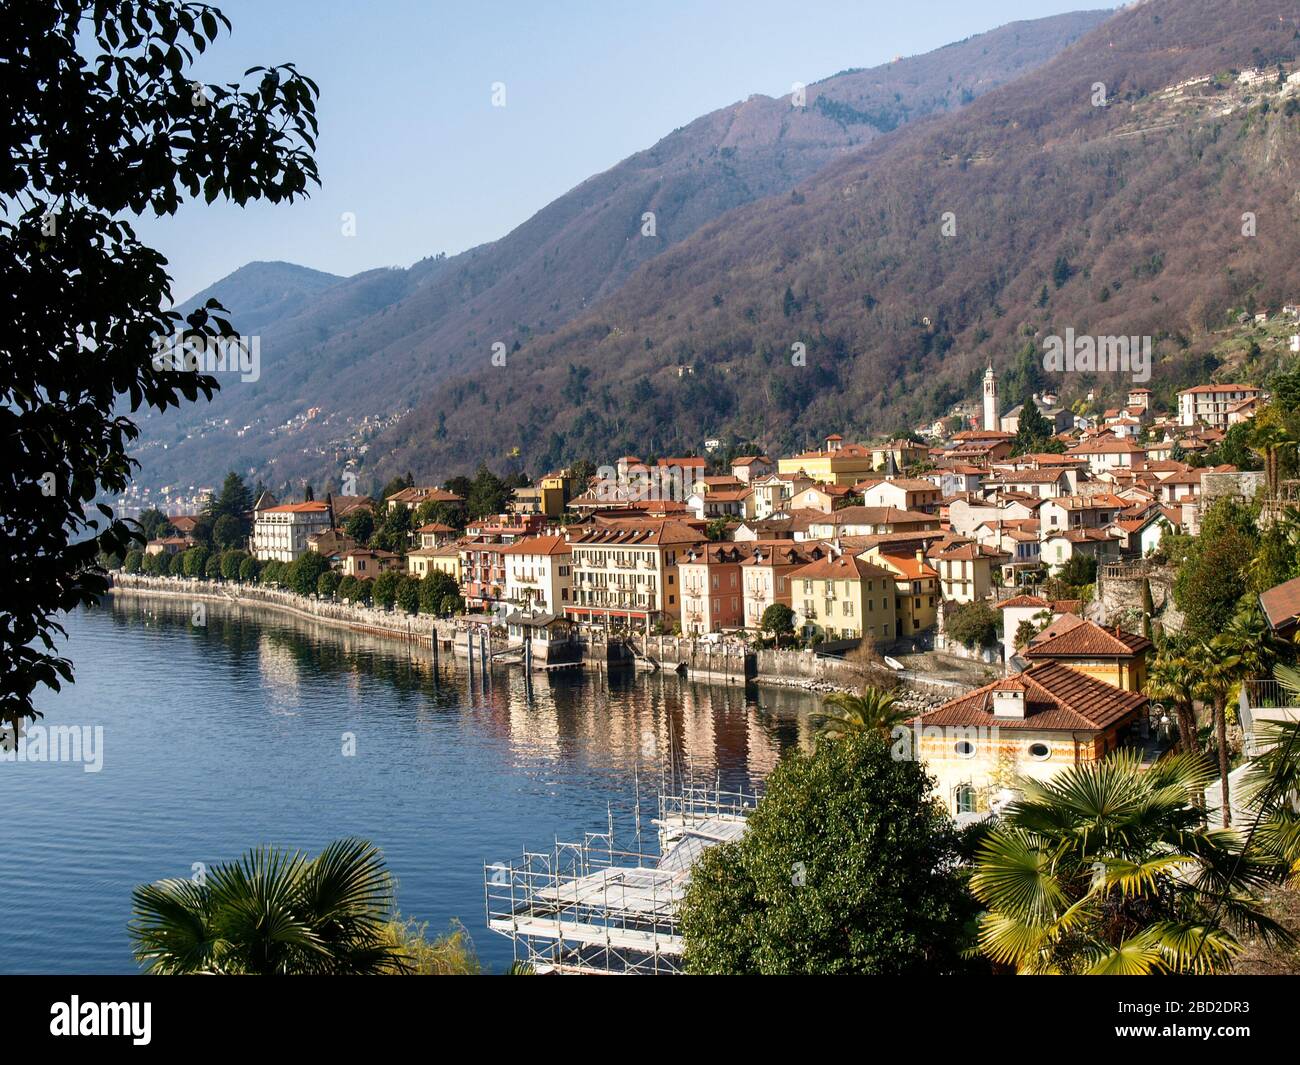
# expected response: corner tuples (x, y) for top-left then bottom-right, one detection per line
(991, 680), (1028, 719)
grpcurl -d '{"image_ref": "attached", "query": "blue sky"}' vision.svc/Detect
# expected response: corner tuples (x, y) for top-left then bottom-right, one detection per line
(135, 0), (1109, 303)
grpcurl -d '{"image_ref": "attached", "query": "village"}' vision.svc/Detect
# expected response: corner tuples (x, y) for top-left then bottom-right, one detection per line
(119, 304), (1300, 826)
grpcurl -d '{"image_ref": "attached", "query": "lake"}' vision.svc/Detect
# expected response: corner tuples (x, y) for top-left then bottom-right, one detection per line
(0, 597), (817, 974)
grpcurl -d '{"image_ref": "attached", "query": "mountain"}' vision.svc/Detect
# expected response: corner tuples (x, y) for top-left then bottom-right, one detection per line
(177, 261), (344, 334)
(377, 0), (1300, 475)
(129, 9), (1111, 496)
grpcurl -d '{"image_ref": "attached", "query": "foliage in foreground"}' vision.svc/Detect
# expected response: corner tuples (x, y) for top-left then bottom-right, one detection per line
(129, 838), (412, 975)
(970, 752), (1291, 974)
(679, 733), (980, 974)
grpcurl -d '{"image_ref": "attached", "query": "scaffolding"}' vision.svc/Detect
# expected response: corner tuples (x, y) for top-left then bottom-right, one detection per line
(484, 785), (757, 974)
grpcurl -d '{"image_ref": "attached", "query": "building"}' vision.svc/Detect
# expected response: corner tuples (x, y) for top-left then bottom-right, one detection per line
(501, 535), (572, 614)
(730, 455), (775, 483)
(868, 550), (940, 639)
(931, 540), (1005, 603)
(1177, 384), (1265, 429)
(777, 436), (878, 486)
(564, 520), (705, 629)
(914, 662), (1148, 816)
(861, 478), (942, 514)
(340, 548), (400, 578)
(251, 501), (333, 562)
(740, 542), (826, 632)
(1064, 435), (1146, 475)
(385, 486), (464, 513)
(407, 542), (463, 582)
(805, 506), (939, 539)
(787, 552), (897, 643)
(1022, 621), (1151, 692)
(982, 366), (998, 431)
(678, 543), (752, 634)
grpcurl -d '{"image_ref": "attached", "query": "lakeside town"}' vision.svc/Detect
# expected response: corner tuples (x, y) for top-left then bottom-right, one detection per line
(116, 326), (1300, 824)
(15, 0), (1300, 996)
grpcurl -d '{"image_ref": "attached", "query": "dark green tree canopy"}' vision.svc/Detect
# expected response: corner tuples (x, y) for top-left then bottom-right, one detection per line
(1, 1), (318, 733)
(679, 734), (979, 974)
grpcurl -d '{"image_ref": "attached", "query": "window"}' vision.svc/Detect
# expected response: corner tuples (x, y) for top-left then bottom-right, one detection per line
(955, 740), (975, 758)
(1028, 742), (1051, 761)
(955, 784), (976, 815)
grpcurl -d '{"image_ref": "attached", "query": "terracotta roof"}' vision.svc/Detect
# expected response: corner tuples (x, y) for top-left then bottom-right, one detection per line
(875, 553), (939, 580)
(920, 661), (1147, 732)
(386, 486), (463, 505)
(999, 594), (1051, 609)
(499, 535), (571, 557)
(1260, 576), (1300, 632)
(1024, 620), (1151, 660)
(787, 553), (893, 582)
(261, 501), (331, 514)
(566, 521), (704, 547)
(814, 506), (936, 527)
(1178, 384), (1263, 395)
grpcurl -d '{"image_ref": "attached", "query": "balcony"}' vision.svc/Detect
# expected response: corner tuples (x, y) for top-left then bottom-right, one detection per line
(1239, 680), (1300, 755)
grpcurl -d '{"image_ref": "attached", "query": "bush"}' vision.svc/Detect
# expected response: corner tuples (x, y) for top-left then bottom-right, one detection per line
(679, 734), (979, 974)
(945, 601), (999, 649)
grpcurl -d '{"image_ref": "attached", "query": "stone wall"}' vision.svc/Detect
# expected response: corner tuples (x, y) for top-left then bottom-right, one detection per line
(108, 573), (458, 646)
(1095, 560), (1182, 634)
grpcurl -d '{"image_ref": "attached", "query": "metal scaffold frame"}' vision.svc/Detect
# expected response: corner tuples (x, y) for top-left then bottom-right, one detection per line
(484, 785), (758, 975)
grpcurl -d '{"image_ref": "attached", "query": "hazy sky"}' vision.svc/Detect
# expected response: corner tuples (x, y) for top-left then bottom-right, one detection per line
(133, 0), (1110, 303)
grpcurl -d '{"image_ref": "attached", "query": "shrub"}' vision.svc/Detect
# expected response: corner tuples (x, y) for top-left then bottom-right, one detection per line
(945, 601), (999, 649)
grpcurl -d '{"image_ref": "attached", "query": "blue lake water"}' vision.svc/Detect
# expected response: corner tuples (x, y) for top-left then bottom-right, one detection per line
(0, 597), (815, 974)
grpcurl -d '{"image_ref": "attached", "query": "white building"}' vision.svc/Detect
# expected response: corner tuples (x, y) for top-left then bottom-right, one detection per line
(1177, 384), (1265, 428)
(251, 501), (333, 562)
(501, 535), (572, 614)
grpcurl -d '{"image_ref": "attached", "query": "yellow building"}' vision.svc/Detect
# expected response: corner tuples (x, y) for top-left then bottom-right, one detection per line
(865, 550), (940, 639)
(930, 540), (1006, 604)
(777, 435), (877, 487)
(407, 542), (463, 582)
(1022, 620), (1151, 692)
(913, 662), (1148, 815)
(788, 552), (897, 643)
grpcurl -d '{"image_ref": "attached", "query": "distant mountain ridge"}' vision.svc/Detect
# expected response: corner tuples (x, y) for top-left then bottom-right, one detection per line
(375, 0), (1300, 475)
(131, 9), (1111, 495)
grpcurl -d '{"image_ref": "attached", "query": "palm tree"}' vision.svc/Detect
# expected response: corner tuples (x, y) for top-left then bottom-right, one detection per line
(970, 752), (1289, 974)
(810, 687), (910, 740)
(1240, 663), (1300, 869)
(129, 837), (412, 975)
(1146, 640), (1200, 755)
(1250, 420), (1298, 499)
(1195, 640), (1244, 827)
